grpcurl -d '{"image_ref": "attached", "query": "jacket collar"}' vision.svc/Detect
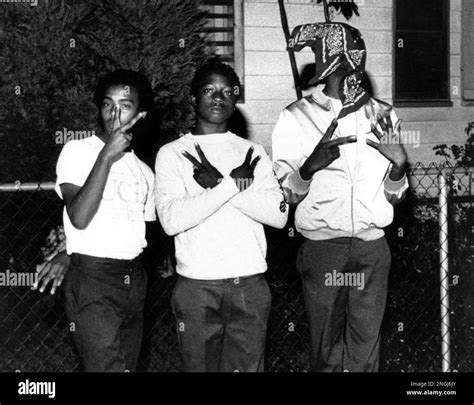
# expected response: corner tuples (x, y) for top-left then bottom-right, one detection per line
(309, 85), (332, 111)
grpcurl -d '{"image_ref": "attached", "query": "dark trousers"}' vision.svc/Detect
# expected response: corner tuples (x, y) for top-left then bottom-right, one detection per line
(171, 274), (272, 372)
(63, 253), (147, 372)
(296, 237), (391, 372)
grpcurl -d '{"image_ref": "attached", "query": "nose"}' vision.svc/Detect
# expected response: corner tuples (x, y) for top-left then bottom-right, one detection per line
(212, 91), (224, 103)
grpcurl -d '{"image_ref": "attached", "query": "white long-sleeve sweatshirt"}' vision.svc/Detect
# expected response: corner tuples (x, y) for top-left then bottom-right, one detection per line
(155, 131), (288, 280)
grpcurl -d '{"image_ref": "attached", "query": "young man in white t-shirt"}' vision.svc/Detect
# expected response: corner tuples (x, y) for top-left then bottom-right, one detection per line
(55, 70), (156, 372)
(155, 61), (288, 372)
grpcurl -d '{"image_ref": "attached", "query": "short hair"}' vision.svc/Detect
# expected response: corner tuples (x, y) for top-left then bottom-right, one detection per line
(93, 69), (155, 112)
(190, 59), (241, 99)
(93, 70), (160, 169)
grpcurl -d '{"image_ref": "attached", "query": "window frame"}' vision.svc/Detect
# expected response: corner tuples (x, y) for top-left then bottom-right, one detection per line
(392, 0), (452, 108)
(201, 0), (245, 103)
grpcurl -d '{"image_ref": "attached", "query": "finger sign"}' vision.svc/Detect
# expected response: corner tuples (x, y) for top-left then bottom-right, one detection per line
(326, 136), (357, 147)
(195, 144), (210, 165)
(121, 111), (146, 132)
(322, 119), (338, 142)
(112, 106), (121, 132)
(377, 115), (388, 132)
(244, 147), (254, 165)
(371, 124), (384, 141)
(182, 151), (204, 170)
(395, 118), (403, 134)
(366, 138), (381, 150)
(386, 114), (394, 134)
(249, 155), (261, 171)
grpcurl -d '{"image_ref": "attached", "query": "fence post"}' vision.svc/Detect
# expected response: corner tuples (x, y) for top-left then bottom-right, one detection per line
(438, 169), (451, 372)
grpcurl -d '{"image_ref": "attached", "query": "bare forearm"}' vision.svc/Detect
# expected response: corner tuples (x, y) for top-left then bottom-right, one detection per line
(67, 151), (112, 229)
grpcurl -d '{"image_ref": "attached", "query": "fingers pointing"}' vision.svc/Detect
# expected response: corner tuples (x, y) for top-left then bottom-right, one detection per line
(195, 143), (210, 164)
(244, 147), (254, 165)
(111, 107), (119, 133)
(326, 136), (357, 147)
(322, 119), (338, 142)
(249, 155), (261, 171)
(121, 111), (147, 132)
(366, 138), (381, 150)
(182, 151), (204, 170)
(370, 124), (384, 141)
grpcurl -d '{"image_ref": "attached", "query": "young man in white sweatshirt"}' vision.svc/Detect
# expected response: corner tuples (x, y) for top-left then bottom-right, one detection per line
(155, 60), (288, 372)
(272, 23), (409, 372)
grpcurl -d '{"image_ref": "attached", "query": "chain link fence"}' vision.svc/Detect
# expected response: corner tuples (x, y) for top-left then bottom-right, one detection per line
(0, 164), (472, 372)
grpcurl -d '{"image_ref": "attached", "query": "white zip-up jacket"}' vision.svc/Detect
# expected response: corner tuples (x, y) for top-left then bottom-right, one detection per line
(272, 86), (409, 241)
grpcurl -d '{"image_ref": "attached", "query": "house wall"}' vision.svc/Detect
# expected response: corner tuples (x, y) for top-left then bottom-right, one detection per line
(239, 0), (473, 165)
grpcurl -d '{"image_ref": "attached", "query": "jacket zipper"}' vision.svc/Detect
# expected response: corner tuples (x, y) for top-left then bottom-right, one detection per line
(351, 183), (355, 237)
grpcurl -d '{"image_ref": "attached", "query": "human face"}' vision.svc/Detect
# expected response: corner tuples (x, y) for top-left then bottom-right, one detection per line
(194, 72), (237, 134)
(100, 84), (140, 136)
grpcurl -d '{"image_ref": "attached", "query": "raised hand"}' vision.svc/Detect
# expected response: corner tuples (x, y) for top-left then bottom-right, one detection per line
(102, 107), (147, 164)
(300, 119), (357, 180)
(366, 110), (407, 168)
(230, 147), (261, 191)
(182, 143), (223, 189)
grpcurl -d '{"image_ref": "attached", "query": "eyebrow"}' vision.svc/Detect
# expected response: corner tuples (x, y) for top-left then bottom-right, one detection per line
(102, 96), (135, 104)
(202, 83), (233, 88)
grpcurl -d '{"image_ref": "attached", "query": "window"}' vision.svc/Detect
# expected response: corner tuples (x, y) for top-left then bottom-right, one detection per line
(462, 0), (474, 102)
(394, 0), (450, 106)
(200, 0), (245, 101)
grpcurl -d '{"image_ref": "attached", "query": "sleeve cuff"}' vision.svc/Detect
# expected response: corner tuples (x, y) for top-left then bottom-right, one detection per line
(384, 173), (409, 198)
(145, 211), (157, 221)
(288, 169), (313, 194)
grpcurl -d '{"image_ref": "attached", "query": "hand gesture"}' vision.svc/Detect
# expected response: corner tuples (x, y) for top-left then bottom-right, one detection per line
(32, 250), (70, 295)
(102, 108), (147, 164)
(300, 119), (356, 180)
(366, 111), (407, 167)
(230, 147), (261, 191)
(182, 143), (223, 189)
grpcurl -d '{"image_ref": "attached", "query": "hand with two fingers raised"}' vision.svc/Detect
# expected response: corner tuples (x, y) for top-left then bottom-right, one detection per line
(299, 119), (357, 181)
(101, 107), (147, 165)
(229, 147), (261, 191)
(182, 143), (224, 189)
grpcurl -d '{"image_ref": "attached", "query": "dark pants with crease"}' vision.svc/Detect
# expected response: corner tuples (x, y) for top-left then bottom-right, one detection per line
(296, 237), (391, 372)
(63, 253), (147, 372)
(171, 273), (272, 372)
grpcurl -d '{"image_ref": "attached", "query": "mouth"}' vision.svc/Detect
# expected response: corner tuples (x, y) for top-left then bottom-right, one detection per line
(210, 104), (224, 113)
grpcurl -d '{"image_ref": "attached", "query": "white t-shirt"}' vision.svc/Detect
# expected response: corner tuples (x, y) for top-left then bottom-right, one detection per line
(55, 135), (156, 260)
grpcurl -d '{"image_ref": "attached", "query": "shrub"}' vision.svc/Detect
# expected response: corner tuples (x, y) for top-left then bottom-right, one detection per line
(0, 0), (208, 181)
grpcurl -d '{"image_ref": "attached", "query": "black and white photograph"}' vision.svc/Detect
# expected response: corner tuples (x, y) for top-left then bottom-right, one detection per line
(0, 0), (473, 402)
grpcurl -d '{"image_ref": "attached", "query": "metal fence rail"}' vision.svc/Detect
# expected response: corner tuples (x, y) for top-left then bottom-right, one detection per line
(0, 164), (472, 372)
